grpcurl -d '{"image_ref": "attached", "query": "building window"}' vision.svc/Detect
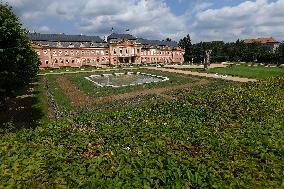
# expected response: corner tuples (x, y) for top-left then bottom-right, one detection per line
(97, 58), (100, 62)
(87, 58), (90, 63)
(43, 50), (48, 56)
(45, 60), (49, 64)
(76, 51), (80, 56)
(105, 50), (109, 55)
(81, 50), (85, 55)
(66, 60), (69, 64)
(91, 50), (95, 54)
(59, 50), (62, 56)
(71, 60), (75, 64)
(82, 59), (86, 63)
(120, 49), (123, 56)
(101, 50), (104, 55)
(113, 49), (116, 55)
(70, 50), (74, 56)
(96, 50), (100, 55)
(65, 50), (69, 56)
(86, 50), (90, 55)
(36, 51), (40, 56)
(53, 59), (58, 64)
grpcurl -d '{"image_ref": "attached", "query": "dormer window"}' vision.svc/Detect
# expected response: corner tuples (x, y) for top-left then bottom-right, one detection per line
(57, 42), (62, 47)
(68, 43), (74, 48)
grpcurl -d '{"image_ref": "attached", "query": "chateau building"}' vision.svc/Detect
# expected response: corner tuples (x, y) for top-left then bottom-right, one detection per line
(28, 33), (184, 69)
(244, 37), (280, 52)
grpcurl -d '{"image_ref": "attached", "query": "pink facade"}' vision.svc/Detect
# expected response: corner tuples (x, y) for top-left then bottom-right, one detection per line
(29, 33), (184, 69)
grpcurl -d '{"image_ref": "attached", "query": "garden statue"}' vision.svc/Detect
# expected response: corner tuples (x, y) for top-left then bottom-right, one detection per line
(204, 50), (212, 69)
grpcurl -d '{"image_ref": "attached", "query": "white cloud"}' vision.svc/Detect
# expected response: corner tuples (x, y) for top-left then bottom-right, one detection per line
(37, 25), (51, 33)
(7, 0), (189, 41)
(192, 0), (284, 42)
(6, 0), (284, 42)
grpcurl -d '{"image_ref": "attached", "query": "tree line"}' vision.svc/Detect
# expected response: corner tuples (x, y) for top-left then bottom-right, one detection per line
(0, 3), (39, 107)
(179, 35), (284, 65)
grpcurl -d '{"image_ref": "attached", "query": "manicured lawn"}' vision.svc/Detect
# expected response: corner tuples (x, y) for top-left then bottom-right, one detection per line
(1, 77), (283, 188)
(179, 65), (284, 79)
(67, 69), (196, 98)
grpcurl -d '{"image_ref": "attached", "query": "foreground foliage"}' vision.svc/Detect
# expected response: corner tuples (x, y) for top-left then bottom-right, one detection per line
(0, 78), (283, 188)
(0, 3), (39, 103)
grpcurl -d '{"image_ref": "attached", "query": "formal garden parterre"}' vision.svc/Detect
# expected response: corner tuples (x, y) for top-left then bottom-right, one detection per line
(1, 64), (284, 188)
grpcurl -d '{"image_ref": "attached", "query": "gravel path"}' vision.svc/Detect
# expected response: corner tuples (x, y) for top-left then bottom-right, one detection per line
(146, 67), (257, 83)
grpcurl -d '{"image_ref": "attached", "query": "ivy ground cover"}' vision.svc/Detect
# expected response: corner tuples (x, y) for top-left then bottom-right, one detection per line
(0, 76), (283, 188)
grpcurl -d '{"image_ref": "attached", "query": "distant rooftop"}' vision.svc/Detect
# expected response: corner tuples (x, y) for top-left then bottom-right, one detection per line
(28, 33), (104, 43)
(244, 37), (279, 44)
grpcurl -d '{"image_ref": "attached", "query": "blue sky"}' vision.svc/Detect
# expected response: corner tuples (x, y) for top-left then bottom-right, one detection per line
(6, 0), (284, 43)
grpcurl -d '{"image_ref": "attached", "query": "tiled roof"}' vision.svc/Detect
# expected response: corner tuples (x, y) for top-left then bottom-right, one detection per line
(107, 33), (137, 40)
(244, 37), (278, 44)
(28, 33), (104, 43)
(137, 38), (178, 48)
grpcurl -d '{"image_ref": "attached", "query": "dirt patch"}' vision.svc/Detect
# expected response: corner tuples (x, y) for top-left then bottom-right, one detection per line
(57, 75), (92, 107)
(56, 75), (210, 107)
(0, 83), (44, 128)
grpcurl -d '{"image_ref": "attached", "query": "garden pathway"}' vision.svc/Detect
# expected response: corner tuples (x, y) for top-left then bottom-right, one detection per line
(56, 75), (209, 107)
(146, 67), (257, 82)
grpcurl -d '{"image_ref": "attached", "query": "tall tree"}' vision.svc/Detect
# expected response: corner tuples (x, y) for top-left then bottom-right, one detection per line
(178, 34), (192, 62)
(0, 3), (39, 105)
(165, 38), (172, 42)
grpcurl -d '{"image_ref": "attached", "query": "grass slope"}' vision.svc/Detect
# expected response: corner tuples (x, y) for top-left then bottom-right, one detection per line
(181, 65), (284, 79)
(1, 77), (283, 188)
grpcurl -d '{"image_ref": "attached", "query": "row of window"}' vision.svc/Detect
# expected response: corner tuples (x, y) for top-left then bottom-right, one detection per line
(141, 51), (183, 56)
(38, 50), (109, 57)
(44, 58), (109, 64)
(113, 48), (140, 55)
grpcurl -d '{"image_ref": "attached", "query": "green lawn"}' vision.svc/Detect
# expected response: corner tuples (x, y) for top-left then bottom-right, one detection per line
(1, 76), (283, 188)
(67, 69), (196, 98)
(180, 65), (284, 79)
